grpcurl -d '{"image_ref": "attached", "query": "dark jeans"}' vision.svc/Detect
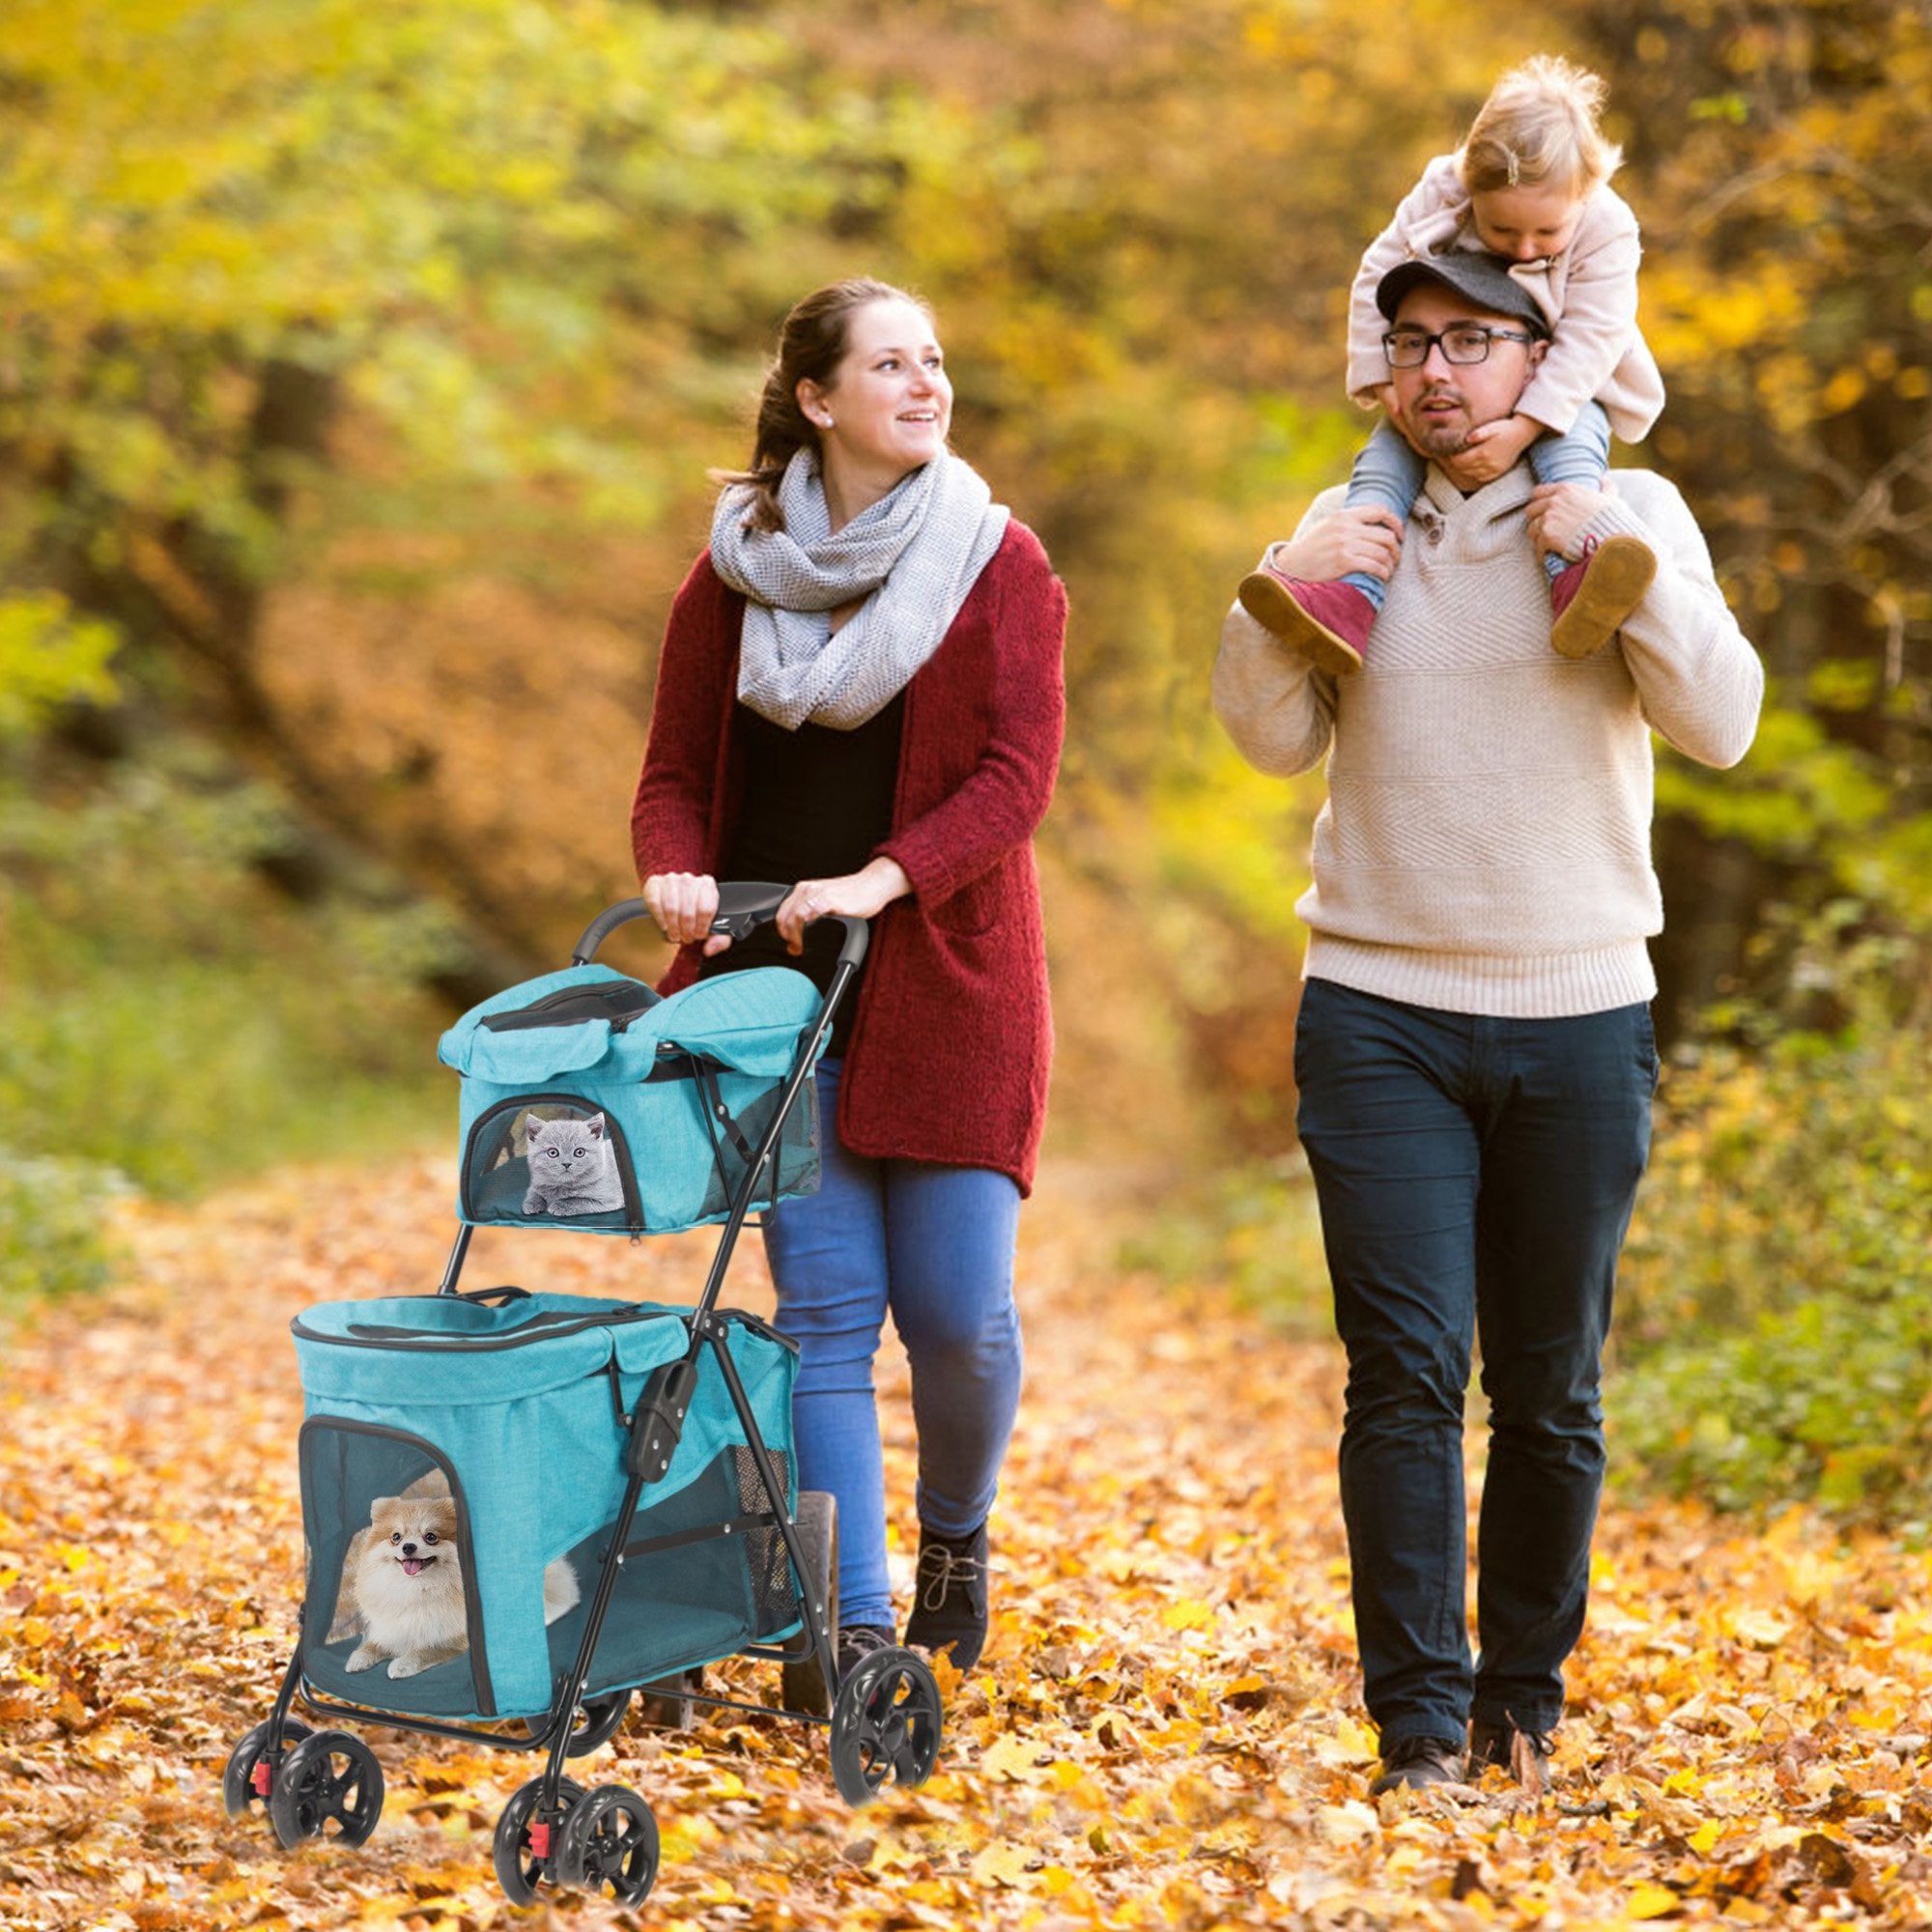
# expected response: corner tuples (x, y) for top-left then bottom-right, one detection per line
(1293, 979), (1658, 1748)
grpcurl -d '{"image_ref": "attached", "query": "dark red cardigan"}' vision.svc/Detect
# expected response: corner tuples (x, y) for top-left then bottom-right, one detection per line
(630, 521), (1067, 1194)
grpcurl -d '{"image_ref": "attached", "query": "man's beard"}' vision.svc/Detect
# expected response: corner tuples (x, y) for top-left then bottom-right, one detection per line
(1406, 383), (1473, 458)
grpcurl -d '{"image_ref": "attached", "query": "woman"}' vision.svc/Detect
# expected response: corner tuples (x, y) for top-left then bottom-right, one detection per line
(631, 277), (1065, 1689)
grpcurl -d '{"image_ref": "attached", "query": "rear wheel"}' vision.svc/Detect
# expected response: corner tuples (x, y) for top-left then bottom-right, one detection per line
(778, 1491), (839, 1716)
(564, 1690), (631, 1755)
(634, 1666), (705, 1728)
(504, 1690), (631, 1757)
(830, 1647), (942, 1806)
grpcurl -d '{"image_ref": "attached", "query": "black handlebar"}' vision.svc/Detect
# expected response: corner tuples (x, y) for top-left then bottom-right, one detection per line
(570, 884), (870, 972)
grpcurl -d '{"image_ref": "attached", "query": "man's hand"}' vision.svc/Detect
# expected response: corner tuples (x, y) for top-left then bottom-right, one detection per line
(1259, 507), (1404, 588)
(776, 857), (911, 953)
(1444, 412), (1543, 488)
(1526, 481), (1618, 563)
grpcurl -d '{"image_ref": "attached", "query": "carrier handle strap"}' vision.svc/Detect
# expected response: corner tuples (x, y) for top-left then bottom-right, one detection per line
(693, 1061), (757, 1166)
(570, 886), (869, 970)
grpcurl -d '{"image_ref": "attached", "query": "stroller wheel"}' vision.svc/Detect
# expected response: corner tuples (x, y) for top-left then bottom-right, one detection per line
(554, 1782), (660, 1904)
(830, 1646), (943, 1807)
(221, 1719), (312, 1821)
(779, 1490), (840, 1717)
(267, 1730), (384, 1849)
(634, 1666), (704, 1729)
(567, 1690), (632, 1755)
(505, 1690), (632, 1757)
(492, 1775), (584, 1906)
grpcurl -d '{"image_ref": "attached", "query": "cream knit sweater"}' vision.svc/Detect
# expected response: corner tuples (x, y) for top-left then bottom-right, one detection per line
(1212, 467), (1764, 1018)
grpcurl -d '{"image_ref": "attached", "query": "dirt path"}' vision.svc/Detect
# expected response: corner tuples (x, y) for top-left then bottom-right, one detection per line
(4, 1155), (1932, 1929)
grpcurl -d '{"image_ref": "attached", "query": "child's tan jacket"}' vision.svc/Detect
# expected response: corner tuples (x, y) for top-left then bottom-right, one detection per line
(1345, 153), (1666, 444)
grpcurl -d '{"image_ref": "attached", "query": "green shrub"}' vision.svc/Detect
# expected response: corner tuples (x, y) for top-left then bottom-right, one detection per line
(1610, 923), (1932, 1526)
(0, 1150), (127, 1313)
(0, 742), (456, 1257)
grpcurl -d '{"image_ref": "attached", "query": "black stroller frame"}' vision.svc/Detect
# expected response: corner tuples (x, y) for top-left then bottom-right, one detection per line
(222, 887), (944, 1906)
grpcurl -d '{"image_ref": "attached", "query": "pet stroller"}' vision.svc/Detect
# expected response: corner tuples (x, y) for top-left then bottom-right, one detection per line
(222, 887), (943, 1907)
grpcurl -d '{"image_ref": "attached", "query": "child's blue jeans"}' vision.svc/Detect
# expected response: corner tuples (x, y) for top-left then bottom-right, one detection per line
(761, 1058), (1024, 1632)
(1341, 401), (1613, 605)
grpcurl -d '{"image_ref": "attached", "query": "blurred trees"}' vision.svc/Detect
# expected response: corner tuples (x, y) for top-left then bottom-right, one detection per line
(2, 0), (1927, 1172)
(1571, 0), (1931, 1035)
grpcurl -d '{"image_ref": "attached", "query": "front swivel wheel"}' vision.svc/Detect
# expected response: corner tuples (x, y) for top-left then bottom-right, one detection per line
(554, 1782), (660, 1903)
(830, 1645), (942, 1806)
(267, 1730), (384, 1849)
(221, 1719), (313, 1822)
(491, 1775), (585, 1905)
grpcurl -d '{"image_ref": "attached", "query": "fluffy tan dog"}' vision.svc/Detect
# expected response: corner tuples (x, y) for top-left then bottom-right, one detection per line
(327, 1469), (579, 1679)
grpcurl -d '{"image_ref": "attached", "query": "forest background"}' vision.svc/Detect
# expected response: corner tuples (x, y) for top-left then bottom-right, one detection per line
(1, 0), (1927, 1522)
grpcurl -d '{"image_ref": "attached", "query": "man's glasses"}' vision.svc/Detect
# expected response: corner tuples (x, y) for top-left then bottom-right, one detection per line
(1382, 324), (1535, 369)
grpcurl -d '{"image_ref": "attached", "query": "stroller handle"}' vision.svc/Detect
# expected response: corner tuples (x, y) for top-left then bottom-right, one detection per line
(571, 885), (870, 971)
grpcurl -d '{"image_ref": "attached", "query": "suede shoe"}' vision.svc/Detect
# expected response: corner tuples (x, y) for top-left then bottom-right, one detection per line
(1468, 1718), (1554, 1790)
(1549, 533), (1656, 659)
(1370, 1733), (1467, 1795)
(902, 1522), (990, 1670)
(1236, 569), (1375, 677)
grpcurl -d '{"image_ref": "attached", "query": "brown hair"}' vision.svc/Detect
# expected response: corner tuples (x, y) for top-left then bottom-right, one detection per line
(1457, 54), (1622, 200)
(714, 276), (933, 535)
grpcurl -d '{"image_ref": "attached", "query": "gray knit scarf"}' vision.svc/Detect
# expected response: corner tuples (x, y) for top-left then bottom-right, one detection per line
(710, 449), (1009, 730)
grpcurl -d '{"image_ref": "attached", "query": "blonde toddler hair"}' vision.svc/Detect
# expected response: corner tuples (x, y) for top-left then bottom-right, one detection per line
(1457, 54), (1622, 198)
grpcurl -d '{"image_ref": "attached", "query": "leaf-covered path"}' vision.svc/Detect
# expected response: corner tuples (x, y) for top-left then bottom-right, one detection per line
(6, 1156), (1932, 1930)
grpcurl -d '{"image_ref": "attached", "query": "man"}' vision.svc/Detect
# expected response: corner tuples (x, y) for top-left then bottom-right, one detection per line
(1213, 252), (1762, 1793)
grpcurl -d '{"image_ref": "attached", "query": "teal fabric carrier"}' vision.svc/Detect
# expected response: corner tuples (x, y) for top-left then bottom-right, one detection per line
(224, 898), (945, 1908)
(438, 964), (825, 1236)
(292, 1292), (801, 1721)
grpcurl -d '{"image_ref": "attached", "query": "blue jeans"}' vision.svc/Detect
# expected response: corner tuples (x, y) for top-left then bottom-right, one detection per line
(1293, 980), (1657, 1748)
(1342, 402), (1613, 603)
(761, 1060), (1024, 1631)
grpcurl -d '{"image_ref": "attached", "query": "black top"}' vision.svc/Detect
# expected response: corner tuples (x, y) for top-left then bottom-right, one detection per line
(698, 693), (905, 1058)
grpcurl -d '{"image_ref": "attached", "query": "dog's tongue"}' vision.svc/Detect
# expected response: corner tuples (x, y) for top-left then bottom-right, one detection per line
(403, 1557), (427, 1576)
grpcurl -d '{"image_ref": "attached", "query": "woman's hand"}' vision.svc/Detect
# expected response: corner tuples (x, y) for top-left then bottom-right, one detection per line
(1260, 506), (1404, 588)
(776, 857), (911, 954)
(1526, 481), (1617, 563)
(642, 871), (730, 955)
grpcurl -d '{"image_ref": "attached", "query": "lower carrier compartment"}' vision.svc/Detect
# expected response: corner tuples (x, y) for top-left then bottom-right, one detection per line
(290, 1291), (800, 1721)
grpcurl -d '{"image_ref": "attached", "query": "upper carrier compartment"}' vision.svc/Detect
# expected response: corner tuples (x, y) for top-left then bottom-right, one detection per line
(439, 964), (825, 1236)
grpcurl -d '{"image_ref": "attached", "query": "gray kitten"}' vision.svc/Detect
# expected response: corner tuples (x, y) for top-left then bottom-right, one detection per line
(522, 1111), (626, 1216)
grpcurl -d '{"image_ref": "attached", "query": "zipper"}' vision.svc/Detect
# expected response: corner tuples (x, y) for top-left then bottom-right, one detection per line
(297, 1303), (674, 1351)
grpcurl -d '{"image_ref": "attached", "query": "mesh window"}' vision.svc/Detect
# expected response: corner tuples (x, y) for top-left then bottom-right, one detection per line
(695, 1075), (820, 1222)
(732, 1444), (801, 1637)
(462, 1098), (637, 1230)
(298, 1421), (491, 1719)
(546, 1447), (801, 1698)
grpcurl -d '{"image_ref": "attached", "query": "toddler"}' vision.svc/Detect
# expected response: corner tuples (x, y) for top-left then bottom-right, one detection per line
(1241, 54), (1665, 674)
